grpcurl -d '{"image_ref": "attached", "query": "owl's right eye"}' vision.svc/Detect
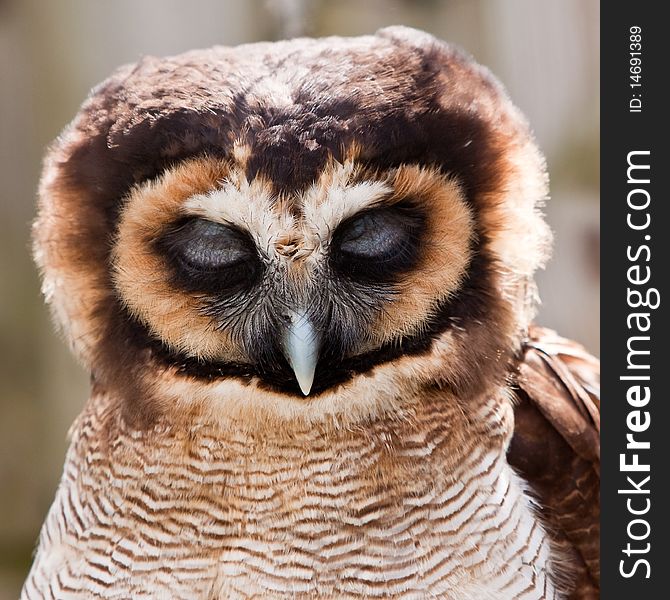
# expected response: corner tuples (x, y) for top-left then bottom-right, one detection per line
(157, 217), (261, 292)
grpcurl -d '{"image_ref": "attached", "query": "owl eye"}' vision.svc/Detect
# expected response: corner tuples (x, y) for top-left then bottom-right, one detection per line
(330, 204), (425, 281)
(157, 217), (261, 292)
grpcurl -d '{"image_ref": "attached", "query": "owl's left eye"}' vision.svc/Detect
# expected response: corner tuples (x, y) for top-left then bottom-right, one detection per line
(330, 204), (425, 281)
(157, 217), (261, 292)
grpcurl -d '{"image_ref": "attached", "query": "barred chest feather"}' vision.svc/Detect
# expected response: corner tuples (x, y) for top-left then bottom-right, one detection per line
(22, 389), (562, 600)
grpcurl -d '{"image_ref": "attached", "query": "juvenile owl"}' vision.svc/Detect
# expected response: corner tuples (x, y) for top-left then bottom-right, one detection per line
(23, 27), (599, 600)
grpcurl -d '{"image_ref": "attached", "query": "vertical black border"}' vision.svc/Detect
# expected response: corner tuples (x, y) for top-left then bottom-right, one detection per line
(601, 4), (669, 597)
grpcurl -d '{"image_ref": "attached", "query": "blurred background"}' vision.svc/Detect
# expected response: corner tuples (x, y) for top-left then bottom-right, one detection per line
(0, 0), (598, 596)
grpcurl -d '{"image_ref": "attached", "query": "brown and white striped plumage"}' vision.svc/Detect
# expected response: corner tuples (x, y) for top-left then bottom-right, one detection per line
(24, 27), (599, 599)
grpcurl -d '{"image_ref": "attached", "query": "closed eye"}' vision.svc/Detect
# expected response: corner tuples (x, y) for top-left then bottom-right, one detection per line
(330, 203), (425, 282)
(157, 217), (261, 293)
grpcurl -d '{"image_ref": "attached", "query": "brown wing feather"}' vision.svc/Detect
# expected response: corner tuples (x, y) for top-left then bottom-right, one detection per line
(508, 326), (600, 600)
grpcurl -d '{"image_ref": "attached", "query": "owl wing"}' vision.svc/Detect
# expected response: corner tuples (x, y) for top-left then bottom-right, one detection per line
(508, 326), (600, 600)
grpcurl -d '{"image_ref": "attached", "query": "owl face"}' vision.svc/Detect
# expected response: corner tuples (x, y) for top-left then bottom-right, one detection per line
(113, 156), (473, 396)
(34, 27), (550, 425)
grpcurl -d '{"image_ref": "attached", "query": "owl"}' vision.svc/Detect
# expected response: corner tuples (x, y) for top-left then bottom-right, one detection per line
(23, 27), (599, 600)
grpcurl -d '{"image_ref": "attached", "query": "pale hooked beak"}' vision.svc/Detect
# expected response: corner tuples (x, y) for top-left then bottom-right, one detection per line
(283, 309), (320, 396)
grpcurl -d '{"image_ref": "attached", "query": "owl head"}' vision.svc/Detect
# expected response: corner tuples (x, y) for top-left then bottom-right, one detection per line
(34, 27), (550, 427)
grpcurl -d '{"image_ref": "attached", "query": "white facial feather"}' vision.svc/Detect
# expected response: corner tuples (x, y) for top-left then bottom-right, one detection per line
(183, 163), (392, 265)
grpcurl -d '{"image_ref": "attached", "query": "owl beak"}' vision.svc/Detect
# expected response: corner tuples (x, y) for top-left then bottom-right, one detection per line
(283, 309), (320, 396)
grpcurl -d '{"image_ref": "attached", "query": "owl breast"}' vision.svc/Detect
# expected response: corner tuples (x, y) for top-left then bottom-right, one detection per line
(23, 388), (560, 600)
